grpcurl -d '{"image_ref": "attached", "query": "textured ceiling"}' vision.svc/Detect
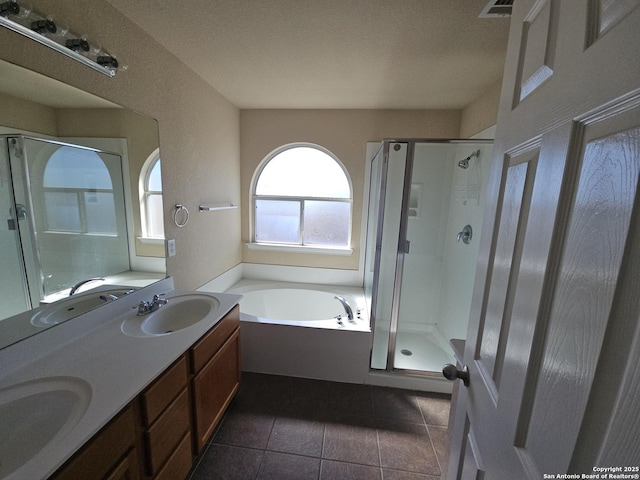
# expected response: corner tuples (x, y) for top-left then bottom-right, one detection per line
(106, 0), (510, 109)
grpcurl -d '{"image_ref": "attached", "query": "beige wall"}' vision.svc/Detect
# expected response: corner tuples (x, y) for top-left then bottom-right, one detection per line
(240, 109), (462, 270)
(0, 91), (57, 136)
(0, 0), (241, 290)
(460, 79), (502, 139)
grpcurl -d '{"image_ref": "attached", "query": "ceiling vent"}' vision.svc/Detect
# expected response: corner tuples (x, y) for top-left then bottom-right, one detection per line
(479, 0), (514, 18)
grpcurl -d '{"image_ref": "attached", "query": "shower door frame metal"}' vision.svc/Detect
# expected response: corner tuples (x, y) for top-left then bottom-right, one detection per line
(1, 136), (37, 311)
(369, 138), (494, 375)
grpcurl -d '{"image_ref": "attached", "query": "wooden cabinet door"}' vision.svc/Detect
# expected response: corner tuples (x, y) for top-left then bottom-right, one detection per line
(52, 406), (139, 480)
(192, 329), (240, 452)
(105, 449), (140, 480)
(448, 1), (640, 477)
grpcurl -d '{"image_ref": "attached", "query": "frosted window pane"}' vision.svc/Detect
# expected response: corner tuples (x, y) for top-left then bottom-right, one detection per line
(146, 194), (165, 237)
(304, 201), (350, 246)
(85, 192), (117, 234)
(255, 199), (301, 243)
(147, 159), (162, 192)
(256, 147), (350, 198)
(44, 147), (112, 189)
(44, 192), (81, 232)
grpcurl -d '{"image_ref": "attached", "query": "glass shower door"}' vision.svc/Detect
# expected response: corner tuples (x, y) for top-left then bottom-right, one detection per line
(393, 142), (458, 371)
(368, 139), (493, 374)
(368, 141), (409, 370)
(0, 137), (33, 320)
(18, 137), (130, 298)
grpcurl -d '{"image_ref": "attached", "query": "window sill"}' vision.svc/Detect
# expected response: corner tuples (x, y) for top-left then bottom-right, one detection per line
(246, 242), (353, 256)
(137, 236), (165, 245)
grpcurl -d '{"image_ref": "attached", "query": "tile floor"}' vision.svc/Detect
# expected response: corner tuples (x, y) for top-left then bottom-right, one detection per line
(188, 372), (451, 480)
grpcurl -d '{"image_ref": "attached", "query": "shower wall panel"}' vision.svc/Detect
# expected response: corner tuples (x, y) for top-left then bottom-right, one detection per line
(436, 143), (493, 343)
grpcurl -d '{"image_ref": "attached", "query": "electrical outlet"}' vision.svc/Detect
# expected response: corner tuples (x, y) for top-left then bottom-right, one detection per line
(166, 238), (176, 257)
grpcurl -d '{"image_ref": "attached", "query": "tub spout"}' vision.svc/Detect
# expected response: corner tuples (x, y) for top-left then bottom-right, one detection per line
(334, 295), (354, 321)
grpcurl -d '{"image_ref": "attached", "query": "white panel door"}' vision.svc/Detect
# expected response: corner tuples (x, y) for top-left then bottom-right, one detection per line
(447, 1), (640, 478)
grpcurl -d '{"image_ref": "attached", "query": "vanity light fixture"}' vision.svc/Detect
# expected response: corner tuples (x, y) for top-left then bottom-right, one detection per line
(0, 1), (19, 16)
(0, 0), (123, 77)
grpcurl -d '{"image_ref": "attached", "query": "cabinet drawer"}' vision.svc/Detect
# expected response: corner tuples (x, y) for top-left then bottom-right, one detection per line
(154, 432), (193, 480)
(191, 305), (239, 373)
(144, 388), (190, 475)
(53, 405), (138, 480)
(141, 355), (188, 426)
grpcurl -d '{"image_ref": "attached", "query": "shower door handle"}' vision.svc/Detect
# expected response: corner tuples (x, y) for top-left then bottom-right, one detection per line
(7, 204), (28, 230)
(442, 363), (469, 386)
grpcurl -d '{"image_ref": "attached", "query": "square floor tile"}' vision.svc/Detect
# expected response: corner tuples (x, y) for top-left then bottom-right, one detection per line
(256, 451), (320, 480)
(279, 377), (332, 417)
(382, 470), (442, 480)
(377, 419), (440, 476)
(323, 414), (380, 466)
(427, 425), (449, 470)
(372, 387), (424, 424)
(212, 410), (275, 449)
(267, 415), (324, 457)
(320, 459), (382, 480)
(415, 392), (451, 426)
(189, 444), (263, 480)
(326, 382), (374, 417)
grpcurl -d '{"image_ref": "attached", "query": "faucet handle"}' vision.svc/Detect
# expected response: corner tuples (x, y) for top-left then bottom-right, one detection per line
(153, 293), (168, 305)
(135, 300), (150, 316)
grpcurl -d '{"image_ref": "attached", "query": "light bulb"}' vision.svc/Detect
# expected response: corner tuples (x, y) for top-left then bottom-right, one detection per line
(97, 51), (128, 72)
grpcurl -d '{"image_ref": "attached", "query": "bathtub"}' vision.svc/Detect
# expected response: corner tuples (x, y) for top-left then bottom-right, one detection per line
(225, 279), (372, 383)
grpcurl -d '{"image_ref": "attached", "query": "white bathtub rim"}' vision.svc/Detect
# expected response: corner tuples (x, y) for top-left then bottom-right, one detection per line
(239, 311), (370, 332)
(227, 278), (370, 332)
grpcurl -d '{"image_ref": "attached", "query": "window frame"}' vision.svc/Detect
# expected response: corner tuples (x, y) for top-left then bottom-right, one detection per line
(250, 143), (353, 253)
(42, 147), (117, 236)
(139, 149), (164, 240)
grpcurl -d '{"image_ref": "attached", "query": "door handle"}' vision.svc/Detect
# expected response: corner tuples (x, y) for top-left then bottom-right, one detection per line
(442, 363), (469, 386)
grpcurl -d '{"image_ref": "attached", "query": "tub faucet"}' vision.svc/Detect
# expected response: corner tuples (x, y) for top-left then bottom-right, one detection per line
(69, 277), (105, 296)
(334, 295), (354, 322)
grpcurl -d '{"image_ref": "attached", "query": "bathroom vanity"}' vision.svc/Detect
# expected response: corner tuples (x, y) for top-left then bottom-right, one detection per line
(0, 278), (242, 480)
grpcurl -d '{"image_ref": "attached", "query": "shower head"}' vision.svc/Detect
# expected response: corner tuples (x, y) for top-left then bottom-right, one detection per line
(458, 149), (480, 169)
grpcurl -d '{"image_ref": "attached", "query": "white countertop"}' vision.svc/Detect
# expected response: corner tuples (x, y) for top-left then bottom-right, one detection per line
(0, 277), (242, 480)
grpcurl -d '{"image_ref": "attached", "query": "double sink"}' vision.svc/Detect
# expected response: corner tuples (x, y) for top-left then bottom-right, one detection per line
(0, 286), (231, 479)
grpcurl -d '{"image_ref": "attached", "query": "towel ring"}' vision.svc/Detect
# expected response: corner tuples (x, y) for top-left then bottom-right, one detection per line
(173, 204), (190, 228)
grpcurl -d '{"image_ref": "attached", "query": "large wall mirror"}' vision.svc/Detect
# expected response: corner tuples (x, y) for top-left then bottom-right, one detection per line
(0, 59), (166, 350)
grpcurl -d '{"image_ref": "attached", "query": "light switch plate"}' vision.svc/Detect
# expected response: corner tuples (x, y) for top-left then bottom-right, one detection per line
(166, 238), (176, 257)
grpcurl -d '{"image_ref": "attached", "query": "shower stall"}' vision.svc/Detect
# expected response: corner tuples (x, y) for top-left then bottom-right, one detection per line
(365, 139), (493, 374)
(0, 135), (130, 321)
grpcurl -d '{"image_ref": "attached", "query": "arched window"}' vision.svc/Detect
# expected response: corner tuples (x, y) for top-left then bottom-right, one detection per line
(43, 146), (116, 234)
(252, 144), (352, 249)
(140, 150), (164, 238)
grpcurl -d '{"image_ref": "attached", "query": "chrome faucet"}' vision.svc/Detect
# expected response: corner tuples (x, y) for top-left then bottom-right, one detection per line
(136, 294), (168, 316)
(69, 277), (105, 296)
(334, 295), (354, 322)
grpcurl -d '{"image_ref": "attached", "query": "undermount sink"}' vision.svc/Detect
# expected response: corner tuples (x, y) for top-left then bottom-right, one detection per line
(0, 377), (92, 478)
(31, 288), (137, 327)
(121, 294), (220, 337)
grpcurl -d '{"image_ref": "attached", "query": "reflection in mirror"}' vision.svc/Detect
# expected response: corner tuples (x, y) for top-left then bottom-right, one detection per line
(0, 59), (166, 350)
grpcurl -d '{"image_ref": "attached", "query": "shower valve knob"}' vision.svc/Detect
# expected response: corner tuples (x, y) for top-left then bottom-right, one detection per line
(442, 364), (469, 386)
